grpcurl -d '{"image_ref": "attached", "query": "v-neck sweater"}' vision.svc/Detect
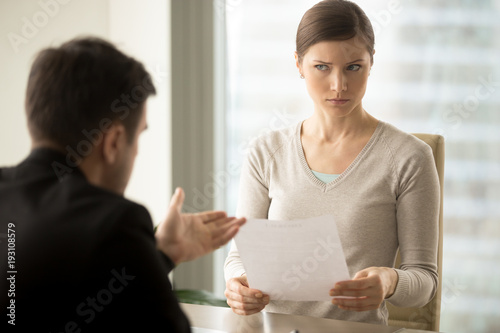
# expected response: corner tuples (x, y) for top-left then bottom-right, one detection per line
(224, 120), (440, 325)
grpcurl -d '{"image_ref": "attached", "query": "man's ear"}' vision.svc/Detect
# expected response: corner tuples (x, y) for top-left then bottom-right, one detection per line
(102, 122), (126, 165)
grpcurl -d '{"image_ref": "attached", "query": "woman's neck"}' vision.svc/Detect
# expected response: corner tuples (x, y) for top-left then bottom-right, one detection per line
(302, 106), (378, 143)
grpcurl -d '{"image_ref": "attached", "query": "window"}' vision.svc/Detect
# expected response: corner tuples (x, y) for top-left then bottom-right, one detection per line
(224, 1), (500, 331)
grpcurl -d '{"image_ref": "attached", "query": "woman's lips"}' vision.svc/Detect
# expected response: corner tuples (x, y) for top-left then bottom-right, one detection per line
(327, 99), (350, 105)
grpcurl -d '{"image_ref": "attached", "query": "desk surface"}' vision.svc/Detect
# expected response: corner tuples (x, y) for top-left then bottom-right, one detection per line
(181, 303), (438, 333)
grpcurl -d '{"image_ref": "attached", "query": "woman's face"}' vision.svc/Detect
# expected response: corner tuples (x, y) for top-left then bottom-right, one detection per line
(296, 38), (373, 118)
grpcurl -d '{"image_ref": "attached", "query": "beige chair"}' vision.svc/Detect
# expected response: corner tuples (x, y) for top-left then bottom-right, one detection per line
(387, 134), (445, 332)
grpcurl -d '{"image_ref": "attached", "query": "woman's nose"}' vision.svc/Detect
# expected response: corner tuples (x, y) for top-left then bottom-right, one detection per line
(330, 72), (347, 92)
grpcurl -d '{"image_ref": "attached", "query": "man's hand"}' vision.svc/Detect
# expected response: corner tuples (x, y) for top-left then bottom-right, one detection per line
(225, 275), (269, 315)
(155, 187), (246, 265)
(329, 267), (398, 312)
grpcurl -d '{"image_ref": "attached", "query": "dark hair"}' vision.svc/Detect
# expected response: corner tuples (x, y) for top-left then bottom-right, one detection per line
(296, 0), (375, 63)
(25, 36), (156, 149)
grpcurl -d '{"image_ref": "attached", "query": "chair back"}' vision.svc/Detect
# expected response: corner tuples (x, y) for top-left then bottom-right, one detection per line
(387, 133), (445, 331)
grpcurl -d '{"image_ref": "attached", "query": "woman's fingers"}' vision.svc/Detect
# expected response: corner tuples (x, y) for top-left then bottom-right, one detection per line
(229, 304), (266, 316)
(226, 291), (268, 315)
(225, 289), (269, 305)
(226, 277), (262, 297)
(330, 272), (386, 311)
(225, 276), (269, 316)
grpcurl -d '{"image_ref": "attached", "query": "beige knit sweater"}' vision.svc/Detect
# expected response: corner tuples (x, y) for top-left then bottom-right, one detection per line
(224, 120), (439, 325)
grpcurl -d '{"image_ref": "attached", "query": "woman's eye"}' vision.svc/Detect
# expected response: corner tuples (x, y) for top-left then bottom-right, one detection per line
(315, 64), (329, 71)
(347, 64), (361, 71)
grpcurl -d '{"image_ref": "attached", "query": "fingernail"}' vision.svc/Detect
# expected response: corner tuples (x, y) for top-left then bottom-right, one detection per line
(255, 293), (263, 298)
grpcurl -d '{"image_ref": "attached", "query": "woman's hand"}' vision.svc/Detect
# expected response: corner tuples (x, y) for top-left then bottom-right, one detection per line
(225, 275), (270, 315)
(329, 267), (398, 312)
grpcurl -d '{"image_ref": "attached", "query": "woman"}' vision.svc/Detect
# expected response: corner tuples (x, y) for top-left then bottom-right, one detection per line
(224, 0), (439, 325)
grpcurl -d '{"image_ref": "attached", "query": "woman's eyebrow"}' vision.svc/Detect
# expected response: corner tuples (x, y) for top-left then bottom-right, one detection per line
(312, 60), (332, 64)
(346, 58), (365, 64)
(312, 58), (366, 65)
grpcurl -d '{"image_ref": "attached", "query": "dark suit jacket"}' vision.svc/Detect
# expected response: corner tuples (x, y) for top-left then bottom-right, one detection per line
(0, 148), (190, 332)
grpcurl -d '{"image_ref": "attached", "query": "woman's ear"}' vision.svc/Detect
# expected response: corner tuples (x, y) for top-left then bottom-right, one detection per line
(102, 122), (126, 165)
(294, 51), (304, 78)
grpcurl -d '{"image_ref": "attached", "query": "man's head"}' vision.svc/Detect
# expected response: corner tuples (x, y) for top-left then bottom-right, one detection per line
(25, 37), (156, 194)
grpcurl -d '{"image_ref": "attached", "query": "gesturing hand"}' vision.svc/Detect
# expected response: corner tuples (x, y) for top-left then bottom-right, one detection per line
(155, 187), (246, 265)
(329, 267), (398, 312)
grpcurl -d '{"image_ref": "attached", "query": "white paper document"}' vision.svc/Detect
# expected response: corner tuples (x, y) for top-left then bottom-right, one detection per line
(234, 215), (350, 302)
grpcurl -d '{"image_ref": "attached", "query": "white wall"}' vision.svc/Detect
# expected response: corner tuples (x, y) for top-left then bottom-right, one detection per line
(109, 0), (171, 224)
(0, 0), (109, 166)
(0, 0), (171, 225)
(112, 0), (172, 286)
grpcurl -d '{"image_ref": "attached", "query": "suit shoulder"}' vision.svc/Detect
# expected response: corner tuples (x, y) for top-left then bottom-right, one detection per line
(0, 166), (16, 181)
(105, 194), (152, 226)
(71, 181), (153, 232)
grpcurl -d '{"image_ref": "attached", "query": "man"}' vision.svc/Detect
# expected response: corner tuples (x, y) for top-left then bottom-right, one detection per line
(0, 37), (245, 332)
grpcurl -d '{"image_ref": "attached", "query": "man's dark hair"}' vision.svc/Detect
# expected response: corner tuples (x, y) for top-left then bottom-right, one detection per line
(25, 36), (156, 149)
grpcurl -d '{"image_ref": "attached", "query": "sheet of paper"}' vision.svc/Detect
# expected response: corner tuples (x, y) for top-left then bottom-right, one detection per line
(234, 215), (350, 301)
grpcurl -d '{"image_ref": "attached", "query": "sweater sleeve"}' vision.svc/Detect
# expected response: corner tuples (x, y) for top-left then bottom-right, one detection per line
(386, 141), (440, 308)
(224, 144), (271, 281)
